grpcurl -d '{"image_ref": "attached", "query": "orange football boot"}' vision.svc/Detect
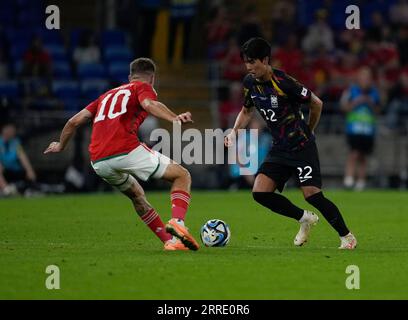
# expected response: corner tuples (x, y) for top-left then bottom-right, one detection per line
(164, 238), (189, 251)
(165, 219), (200, 251)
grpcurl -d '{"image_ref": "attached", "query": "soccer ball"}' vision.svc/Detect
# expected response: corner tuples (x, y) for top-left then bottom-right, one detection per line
(200, 219), (231, 247)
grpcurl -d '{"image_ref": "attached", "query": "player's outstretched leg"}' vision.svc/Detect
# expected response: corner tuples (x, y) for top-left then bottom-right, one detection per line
(303, 187), (357, 249)
(161, 163), (200, 251)
(252, 174), (319, 246)
(121, 176), (188, 251)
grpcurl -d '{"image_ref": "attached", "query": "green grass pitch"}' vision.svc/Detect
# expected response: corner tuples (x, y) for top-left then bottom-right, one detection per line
(1, 190), (407, 299)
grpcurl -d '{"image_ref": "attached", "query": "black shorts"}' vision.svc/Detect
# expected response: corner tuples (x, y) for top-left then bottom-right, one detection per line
(347, 134), (374, 155)
(257, 141), (322, 192)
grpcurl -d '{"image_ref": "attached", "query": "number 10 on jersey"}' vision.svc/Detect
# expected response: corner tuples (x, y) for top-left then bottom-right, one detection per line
(95, 89), (131, 123)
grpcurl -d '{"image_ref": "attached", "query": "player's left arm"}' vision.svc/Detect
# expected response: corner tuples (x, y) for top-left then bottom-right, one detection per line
(307, 93), (323, 134)
(279, 72), (322, 134)
(44, 108), (93, 154)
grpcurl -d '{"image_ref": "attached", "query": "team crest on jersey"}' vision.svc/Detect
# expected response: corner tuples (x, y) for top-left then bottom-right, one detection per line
(270, 95), (279, 108)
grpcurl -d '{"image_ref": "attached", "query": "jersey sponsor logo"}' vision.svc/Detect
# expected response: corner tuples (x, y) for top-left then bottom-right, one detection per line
(301, 87), (308, 97)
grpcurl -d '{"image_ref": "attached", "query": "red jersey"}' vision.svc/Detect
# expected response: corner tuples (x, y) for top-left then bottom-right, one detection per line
(85, 81), (157, 162)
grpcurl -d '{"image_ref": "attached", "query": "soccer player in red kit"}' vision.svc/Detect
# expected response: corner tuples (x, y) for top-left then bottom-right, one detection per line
(44, 58), (200, 251)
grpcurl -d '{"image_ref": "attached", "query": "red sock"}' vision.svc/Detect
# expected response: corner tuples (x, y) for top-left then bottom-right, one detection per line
(140, 209), (172, 243)
(171, 190), (191, 221)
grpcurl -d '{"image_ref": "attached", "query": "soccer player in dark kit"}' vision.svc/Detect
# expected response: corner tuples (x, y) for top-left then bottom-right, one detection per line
(225, 38), (357, 249)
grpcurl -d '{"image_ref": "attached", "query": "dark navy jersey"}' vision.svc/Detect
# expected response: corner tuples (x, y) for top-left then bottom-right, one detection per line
(243, 69), (314, 152)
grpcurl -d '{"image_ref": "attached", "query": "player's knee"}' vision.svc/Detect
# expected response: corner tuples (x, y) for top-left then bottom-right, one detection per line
(303, 187), (321, 200)
(177, 165), (191, 183)
(305, 190), (324, 204)
(184, 168), (191, 184)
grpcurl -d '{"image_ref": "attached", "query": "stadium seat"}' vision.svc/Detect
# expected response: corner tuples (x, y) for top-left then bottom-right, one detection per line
(104, 46), (133, 62)
(12, 61), (23, 76)
(53, 81), (82, 111)
(60, 98), (81, 111)
(53, 61), (72, 79)
(9, 43), (29, 60)
(77, 63), (107, 80)
(44, 44), (67, 61)
(0, 8), (16, 27)
(70, 28), (86, 48)
(101, 30), (127, 47)
(15, 0), (40, 8)
(5, 29), (33, 47)
(0, 80), (19, 98)
(53, 80), (80, 99)
(108, 62), (129, 74)
(81, 79), (109, 100)
(35, 28), (64, 45)
(17, 10), (43, 27)
(108, 62), (129, 83)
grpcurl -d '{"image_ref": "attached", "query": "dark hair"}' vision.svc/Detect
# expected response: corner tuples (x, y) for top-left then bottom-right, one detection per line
(130, 58), (156, 76)
(240, 37), (272, 63)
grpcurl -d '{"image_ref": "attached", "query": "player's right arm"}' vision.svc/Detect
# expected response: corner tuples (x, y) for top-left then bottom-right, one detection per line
(225, 75), (255, 147)
(43, 108), (93, 154)
(224, 106), (255, 147)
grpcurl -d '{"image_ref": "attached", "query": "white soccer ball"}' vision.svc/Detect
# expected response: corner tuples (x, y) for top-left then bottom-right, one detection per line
(200, 219), (231, 247)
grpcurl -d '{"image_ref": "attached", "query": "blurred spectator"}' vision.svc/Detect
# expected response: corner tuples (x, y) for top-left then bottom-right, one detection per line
(271, 0), (296, 23)
(367, 11), (387, 42)
(22, 79), (59, 111)
(385, 68), (408, 131)
(310, 46), (336, 91)
(168, 0), (198, 63)
(73, 32), (101, 65)
(0, 123), (37, 196)
(0, 47), (8, 79)
(21, 36), (52, 78)
(136, 0), (162, 58)
(221, 35), (246, 81)
(272, 33), (303, 77)
(362, 36), (400, 94)
(340, 67), (381, 191)
(330, 52), (358, 100)
(219, 82), (243, 129)
(397, 25), (408, 66)
(389, 0), (408, 26)
(206, 6), (231, 59)
(271, 0), (297, 46)
(302, 9), (334, 53)
(237, 5), (263, 46)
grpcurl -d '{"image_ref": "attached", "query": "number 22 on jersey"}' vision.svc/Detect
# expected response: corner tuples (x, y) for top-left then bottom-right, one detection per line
(260, 108), (277, 123)
(94, 89), (131, 123)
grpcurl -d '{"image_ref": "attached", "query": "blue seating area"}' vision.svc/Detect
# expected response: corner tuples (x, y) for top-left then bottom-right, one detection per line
(0, 80), (19, 99)
(0, 0), (135, 111)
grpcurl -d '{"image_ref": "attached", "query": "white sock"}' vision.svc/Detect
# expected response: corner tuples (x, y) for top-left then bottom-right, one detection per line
(354, 180), (366, 191)
(344, 176), (354, 188)
(175, 219), (185, 227)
